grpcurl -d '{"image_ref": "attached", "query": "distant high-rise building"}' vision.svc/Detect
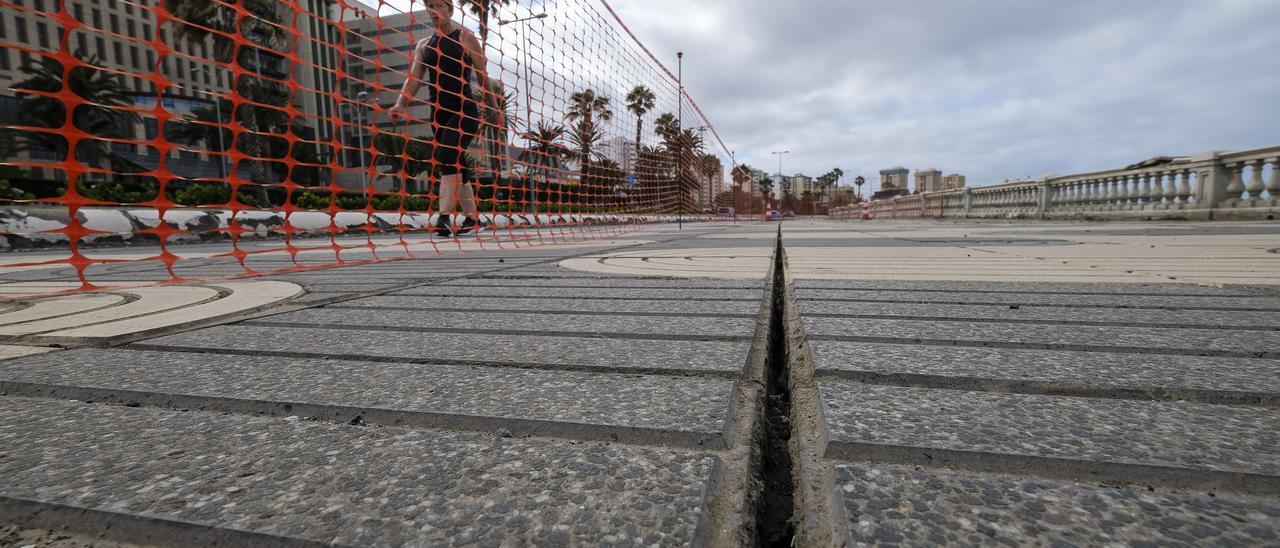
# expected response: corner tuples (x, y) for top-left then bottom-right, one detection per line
(879, 167), (910, 192)
(942, 173), (967, 190)
(915, 169), (943, 193)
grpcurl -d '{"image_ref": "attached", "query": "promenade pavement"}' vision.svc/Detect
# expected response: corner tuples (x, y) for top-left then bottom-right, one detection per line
(0, 219), (1277, 546)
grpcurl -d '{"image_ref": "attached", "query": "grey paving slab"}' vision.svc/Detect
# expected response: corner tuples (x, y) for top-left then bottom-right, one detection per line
(799, 300), (1280, 329)
(821, 381), (1280, 476)
(804, 317), (1280, 355)
(0, 397), (715, 546)
(794, 280), (1250, 296)
(395, 286), (764, 300)
(262, 307), (757, 338)
(835, 463), (1280, 546)
(337, 296), (761, 315)
(0, 349), (732, 436)
(811, 342), (1280, 397)
(798, 289), (1280, 310)
(441, 278), (765, 289)
(141, 325), (751, 373)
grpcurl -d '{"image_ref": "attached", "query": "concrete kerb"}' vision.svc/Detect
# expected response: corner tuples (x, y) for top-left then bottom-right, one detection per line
(777, 234), (855, 547)
(0, 495), (329, 548)
(692, 229), (776, 547)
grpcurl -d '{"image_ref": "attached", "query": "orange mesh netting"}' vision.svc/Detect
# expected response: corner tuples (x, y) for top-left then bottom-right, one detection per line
(0, 0), (732, 296)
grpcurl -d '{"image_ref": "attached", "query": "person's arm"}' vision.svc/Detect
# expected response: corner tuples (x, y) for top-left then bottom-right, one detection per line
(390, 38), (431, 118)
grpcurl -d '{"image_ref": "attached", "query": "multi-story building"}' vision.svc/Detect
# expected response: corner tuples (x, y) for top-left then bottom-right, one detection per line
(1, 0), (346, 190)
(915, 169), (942, 193)
(879, 167), (910, 192)
(596, 136), (637, 174)
(942, 173), (966, 190)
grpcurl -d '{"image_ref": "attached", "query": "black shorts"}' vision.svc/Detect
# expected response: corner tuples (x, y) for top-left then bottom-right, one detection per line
(432, 102), (481, 181)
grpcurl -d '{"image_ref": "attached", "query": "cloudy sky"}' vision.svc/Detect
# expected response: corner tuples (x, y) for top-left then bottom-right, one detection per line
(369, 0), (1279, 190)
(606, 0), (1280, 189)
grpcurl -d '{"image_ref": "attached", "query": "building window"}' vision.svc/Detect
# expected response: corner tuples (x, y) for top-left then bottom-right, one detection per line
(37, 23), (49, 49)
(109, 14), (119, 34)
(16, 17), (29, 44)
(72, 4), (83, 22)
(131, 46), (140, 69)
(113, 41), (123, 63)
(127, 20), (135, 38)
(92, 9), (101, 29)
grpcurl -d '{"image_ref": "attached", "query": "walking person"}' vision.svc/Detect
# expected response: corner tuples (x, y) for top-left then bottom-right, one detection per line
(389, 0), (504, 236)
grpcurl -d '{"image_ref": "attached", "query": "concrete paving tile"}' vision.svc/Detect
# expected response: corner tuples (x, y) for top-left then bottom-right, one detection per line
(441, 278), (765, 289)
(0, 345), (56, 360)
(142, 325), (751, 372)
(835, 463), (1280, 546)
(799, 300), (1280, 328)
(821, 381), (1280, 476)
(803, 317), (1280, 354)
(798, 289), (1280, 310)
(0, 349), (732, 435)
(337, 296), (761, 315)
(395, 286), (764, 300)
(810, 342), (1280, 396)
(795, 280), (1251, 295)
(264, 307), (757, 338)
(0, 397), (715, 545)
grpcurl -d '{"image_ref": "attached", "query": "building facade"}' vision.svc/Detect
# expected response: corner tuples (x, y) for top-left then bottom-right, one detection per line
(879, 167), (910, 192)
(942, 173), (966, 190)
(915, 169), (942, 193)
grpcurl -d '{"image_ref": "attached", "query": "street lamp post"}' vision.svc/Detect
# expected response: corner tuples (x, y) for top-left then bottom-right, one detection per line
(677, 51), (683, 230)
(771, 150), (789, 219)
(498, 12), (548, 217)
(355, 90), (370, 198)
(195, 67), (228, 182)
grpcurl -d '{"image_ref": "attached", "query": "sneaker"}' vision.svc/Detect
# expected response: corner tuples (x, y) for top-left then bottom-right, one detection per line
(434, 214), (452, 236)
(455, 216), (478, 235)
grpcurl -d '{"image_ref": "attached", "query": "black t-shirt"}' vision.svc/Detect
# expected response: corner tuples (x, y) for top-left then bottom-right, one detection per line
(422, 28), (474, 112)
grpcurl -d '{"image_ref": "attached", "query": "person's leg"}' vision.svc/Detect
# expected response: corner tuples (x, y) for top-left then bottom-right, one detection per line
(433, 109), (466, 234)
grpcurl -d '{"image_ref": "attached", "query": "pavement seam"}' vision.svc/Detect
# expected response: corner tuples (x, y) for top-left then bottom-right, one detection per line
(804, 335), (1279, 360)
(0, 381), (725, 451)
(803, 297), (1280, 313)
(321, 305), (758, 319)
(812, 369), (1280, 408)
(122, 344), (739, 379)
(0, 495), (334, 548)
(801, 313), (1280, 332)
(825, 441), (1280, 497)
(235, 321), (753, 343)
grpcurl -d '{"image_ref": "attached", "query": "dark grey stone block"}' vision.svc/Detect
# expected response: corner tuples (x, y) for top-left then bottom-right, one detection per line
(395, 286), (764, 300)
(0, 349), (733, 435)
(0, 397), (715, 545)
(821, 381), (1280, 476)
(836, 463), (1280, 546)
(804, 317), (1280, 355)
(798, 289), (1280, 311)
(142, 325), (751, 373)
(796, 280), (1249, 296)
(264, 308), (757, 338)
(338, 296), (761, 315)
(810, 342), (1280, 397)
(799, 300), (1280, 328)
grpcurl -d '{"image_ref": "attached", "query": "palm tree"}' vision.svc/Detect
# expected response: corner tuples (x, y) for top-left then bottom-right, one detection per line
(697, 152), (722, 211)
(8, 51), (141, 180)
(459, 0), (514, 44)
(654, 112), (679, 143)
(625, 85), (655, 167)
(565, 89), (613, 198)
(521, 121), (569, 203)
(164, 0), (285, 62)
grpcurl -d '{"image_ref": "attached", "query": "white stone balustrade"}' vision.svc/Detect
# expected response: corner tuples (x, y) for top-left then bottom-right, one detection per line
(830, 145), (1280, 221)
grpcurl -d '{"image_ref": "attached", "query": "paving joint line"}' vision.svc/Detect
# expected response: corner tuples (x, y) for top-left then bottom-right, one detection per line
(825, 441), (1280, 498)
(802, 297), (1280, 313)
(812, 370), (1280, 408)
(802, 313), (1280, 332)
(236, 321), (753, 343)
(122, 344), (740, 379)
(0, 381), (723, 452)
(805, 335), (1279, 360)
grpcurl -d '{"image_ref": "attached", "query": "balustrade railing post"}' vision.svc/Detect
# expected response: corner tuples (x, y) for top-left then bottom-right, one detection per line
(1190, 151), (1230, 210)
(1037, 178), (1052, 219)
(963, 188), (973, 218)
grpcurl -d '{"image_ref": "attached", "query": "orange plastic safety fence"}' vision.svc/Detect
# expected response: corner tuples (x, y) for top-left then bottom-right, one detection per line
(0, 0), (731, 297)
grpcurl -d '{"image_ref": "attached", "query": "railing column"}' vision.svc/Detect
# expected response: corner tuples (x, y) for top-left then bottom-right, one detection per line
(1190, 152), (1230, 209)
(1037, 179), (1052, 218)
